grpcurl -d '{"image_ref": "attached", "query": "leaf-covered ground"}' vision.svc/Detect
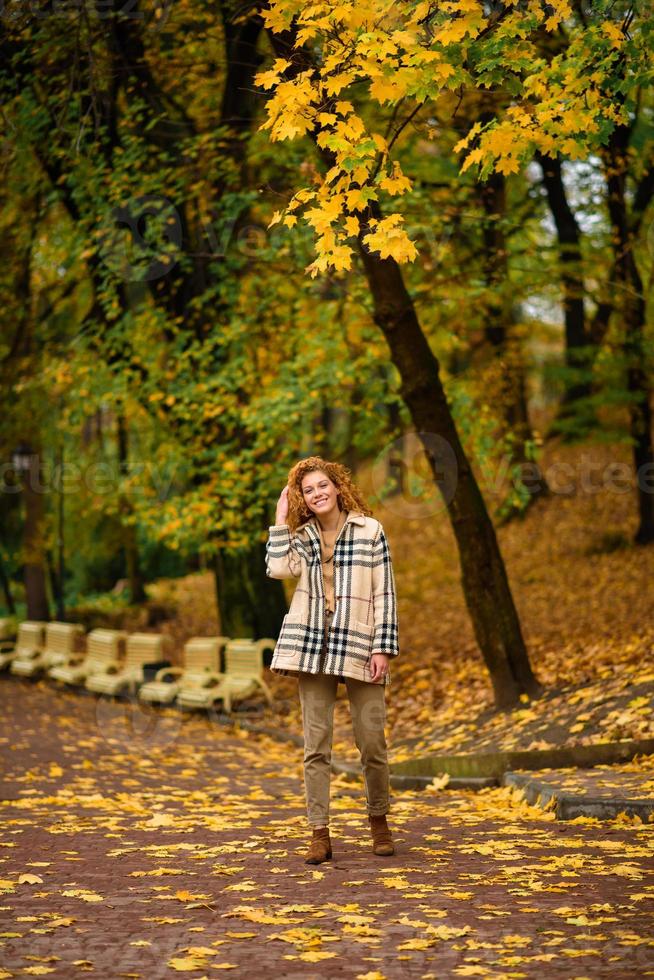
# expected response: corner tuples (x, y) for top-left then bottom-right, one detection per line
(0, 680), (652, 978)
(147, 439), (654, 763)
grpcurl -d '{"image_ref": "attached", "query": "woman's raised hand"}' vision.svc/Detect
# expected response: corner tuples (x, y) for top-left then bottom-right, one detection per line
(275, 485), (290, 525)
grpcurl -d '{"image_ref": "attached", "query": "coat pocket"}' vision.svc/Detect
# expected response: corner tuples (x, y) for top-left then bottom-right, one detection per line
(276, 612), (303, 654)
(353, 618), (375, 657)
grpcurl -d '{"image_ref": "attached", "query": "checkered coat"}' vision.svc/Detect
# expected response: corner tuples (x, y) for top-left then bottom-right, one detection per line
(265, 510), (399, 687)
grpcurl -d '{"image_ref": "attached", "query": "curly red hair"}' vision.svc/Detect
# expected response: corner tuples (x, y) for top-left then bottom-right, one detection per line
(285, 456), (373, 532)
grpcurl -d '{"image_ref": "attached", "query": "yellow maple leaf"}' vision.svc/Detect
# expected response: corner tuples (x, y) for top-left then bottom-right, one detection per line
(398, 937), (434, 950)
(352, 164), (371, 184)
(227, 908), (299, 924)
(496, 155), (520, 175)
(369, 75), (406, 103)
(324, 72), (358, 96)
(346, 189), (370, 211)
(129, 867), (186, 877)
(255, 64), (288, 91)
(362, 216), (419, 263)
(142, 813), (178, 828)
(272, 112), (315, 141)
(379, 163), (413, 196)
(430, 772), (451, 790)
(543, 0), (572, 30)
(304, 197), (344, 234)
(61, 889), (103, 903)
(168, 956), (206, 971)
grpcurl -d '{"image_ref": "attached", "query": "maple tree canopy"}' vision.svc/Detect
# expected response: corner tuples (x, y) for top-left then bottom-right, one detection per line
(256, 0), (651, 275)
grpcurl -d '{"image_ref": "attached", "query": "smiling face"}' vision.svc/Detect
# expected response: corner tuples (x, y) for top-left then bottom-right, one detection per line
(301, 469), (340, 521)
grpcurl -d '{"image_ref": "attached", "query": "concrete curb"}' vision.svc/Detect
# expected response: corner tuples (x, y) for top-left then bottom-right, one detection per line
(219, 713), (654, 781)
(332, 758), (500, 791)
(503, 771), (654, 822)
(389, 737), (654, 779)
(211, 713), (501, 789)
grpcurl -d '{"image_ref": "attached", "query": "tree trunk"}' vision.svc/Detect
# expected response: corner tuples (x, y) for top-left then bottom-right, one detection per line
(625, 275), (654, 544)
(357, 219), (542, 708)
(535, 151), (595, 435)
(477, 166), (549, 513)
(116, 411), (147, 603)
(0, 554), (16, 615)
(21, 450), (50, 621)
(603, 126), (654, 544)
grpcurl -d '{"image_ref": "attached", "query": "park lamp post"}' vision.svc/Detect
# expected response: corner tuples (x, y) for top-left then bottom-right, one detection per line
(0, 446), (34, 619)
(12, 443), (36, 478)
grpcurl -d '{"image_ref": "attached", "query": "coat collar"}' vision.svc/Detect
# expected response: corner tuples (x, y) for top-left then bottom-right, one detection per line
(295, 509), (366, 532)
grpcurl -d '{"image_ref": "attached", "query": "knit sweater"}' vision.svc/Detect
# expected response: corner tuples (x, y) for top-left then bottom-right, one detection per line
(317, 509), (346, 613)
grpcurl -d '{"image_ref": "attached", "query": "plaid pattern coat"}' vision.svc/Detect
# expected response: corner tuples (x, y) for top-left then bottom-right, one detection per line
(265, 510), (399, 687)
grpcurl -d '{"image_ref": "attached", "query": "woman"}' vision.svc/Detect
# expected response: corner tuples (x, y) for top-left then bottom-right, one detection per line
(265, 456), (399, 864)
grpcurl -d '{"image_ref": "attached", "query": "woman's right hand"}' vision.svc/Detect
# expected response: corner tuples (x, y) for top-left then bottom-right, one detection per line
(275, 485), (290, 525)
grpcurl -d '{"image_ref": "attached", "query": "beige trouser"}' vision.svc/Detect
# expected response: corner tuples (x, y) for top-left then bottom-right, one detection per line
(297, 607), (391, 827)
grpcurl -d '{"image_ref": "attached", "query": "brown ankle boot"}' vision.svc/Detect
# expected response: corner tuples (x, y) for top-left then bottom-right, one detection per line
(368, 813), (395, 856)
(304, 826), (332, 864)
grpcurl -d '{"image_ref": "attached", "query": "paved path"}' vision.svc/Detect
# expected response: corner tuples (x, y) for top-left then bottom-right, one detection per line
(0, 677), (652, 978)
